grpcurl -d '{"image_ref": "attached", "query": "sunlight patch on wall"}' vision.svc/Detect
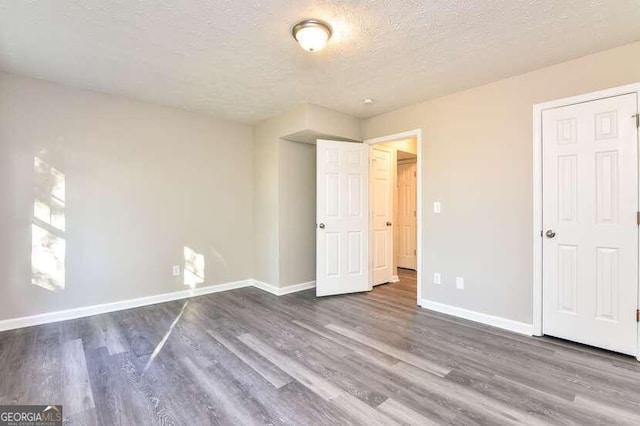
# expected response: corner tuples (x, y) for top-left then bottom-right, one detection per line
(32, 156), (66, 292)
(183, 246), (205, 288)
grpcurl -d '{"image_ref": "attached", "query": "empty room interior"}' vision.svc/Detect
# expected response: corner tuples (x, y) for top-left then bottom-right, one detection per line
(2, 1), (640, 425)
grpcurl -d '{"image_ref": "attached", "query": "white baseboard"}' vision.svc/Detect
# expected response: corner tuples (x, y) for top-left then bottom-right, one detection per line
(278, 280), (316, 295)
(419, 299), (533, 336)
(390, 275), (400, 283)
(0, 278), (312, 332)
(251, 279), (280, 295)
(252, 280), (316, 296)
(0, 279), (253, 333)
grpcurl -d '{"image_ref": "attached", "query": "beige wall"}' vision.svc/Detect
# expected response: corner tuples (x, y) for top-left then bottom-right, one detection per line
(253, 103), (361, 287)
(362, 41), (640, 324)
(252, 107), (308, 285)
(279, 140), (316, 286)
(0, 72), (254, 321)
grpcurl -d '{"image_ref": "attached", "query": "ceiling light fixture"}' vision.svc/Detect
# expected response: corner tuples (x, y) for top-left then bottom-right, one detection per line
(292, 19), (332, 52)
(363, 98), (373, 105)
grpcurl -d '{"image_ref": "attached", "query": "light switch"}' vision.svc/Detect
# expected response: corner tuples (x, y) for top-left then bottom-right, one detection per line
(433, 202), (442, 213)
(433, 273), (441, 285)
(456, 277), (464, 290)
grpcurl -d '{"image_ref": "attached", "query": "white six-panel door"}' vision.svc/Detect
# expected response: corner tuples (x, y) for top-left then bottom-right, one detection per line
(542, 93), (638, 355)
(316, 140), (369, 297)
(371, 145), (395, 285)
(397, 162), (417, 270)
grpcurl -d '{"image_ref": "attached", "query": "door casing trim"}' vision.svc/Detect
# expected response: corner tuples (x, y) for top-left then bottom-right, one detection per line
(532, 83), (640, 360)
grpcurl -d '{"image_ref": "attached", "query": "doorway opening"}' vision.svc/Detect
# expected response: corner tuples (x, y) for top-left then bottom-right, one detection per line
(314, 129), (423, 305)
(369, 139), (418, 284)
(366, 130), (423, 305)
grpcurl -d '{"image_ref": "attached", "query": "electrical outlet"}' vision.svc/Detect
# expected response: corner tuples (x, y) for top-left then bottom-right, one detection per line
(456, 277), (464, 290)
(433, 272), (441, 285)
(172, 265), (181, 277)
(433, 201), (442, 213)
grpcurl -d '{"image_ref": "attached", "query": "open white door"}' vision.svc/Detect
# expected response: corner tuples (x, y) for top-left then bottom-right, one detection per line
(371, 145), (395, 285)
(316, 140), (370, 297)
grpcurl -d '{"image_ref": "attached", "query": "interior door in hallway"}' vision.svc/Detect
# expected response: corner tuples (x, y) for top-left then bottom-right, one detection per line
(397, 161), (417, 270)
(371, 145), (395, 285)
(542, 93), (638, 355)
(316, 140), (369, 297)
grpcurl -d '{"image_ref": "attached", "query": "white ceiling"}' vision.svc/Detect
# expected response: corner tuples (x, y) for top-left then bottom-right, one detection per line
(2, 1), (640, 124)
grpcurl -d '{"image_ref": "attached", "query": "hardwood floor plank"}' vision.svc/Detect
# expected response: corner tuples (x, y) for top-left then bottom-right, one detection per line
(330, 393), (399, 426)
(237, 333), (343, 400)
(279, 342), (390, 408)
(325, 323), (450, 377)
(339, 352), (460, 424)
(23, 323), (63, 405)
(139, 347), (224, 425)
(0, 330), (30, 404)
(62, 339), (95, 416)
(206, 329), (293, 389)
(392, 362), (547, 425)
(181, 356), (278, 425)
(237, 334), (401, 425)
(574, 394), (640, 426)
(377, 397), (439, 426)
(63, 407), (99, 426)
(84, 347), (130, 426)
(291, 319), (399, 368)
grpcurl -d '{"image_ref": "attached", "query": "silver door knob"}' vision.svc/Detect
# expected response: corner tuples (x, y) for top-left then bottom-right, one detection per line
(386, 221), (392, 227)
(545, 230), (556, 238)
(318, 223), (325, 229)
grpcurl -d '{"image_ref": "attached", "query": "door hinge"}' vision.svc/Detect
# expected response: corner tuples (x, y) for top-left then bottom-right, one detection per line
(634, 114), (640, 128)
(636, 309), (640, 322)
(414, 249), (416, 255)
(637, 211), (640, 226)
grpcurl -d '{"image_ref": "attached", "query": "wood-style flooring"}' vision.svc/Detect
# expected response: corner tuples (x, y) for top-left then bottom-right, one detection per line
(1, 269), (639, 425)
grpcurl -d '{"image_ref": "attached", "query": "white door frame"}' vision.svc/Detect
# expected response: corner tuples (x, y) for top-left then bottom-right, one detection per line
(532, 83), (640, 360)
(365, 129), (423, 305)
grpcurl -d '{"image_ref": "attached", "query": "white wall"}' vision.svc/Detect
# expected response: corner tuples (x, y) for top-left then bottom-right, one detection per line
(362, 41), (640, 324)
(0, 73), (254, 321)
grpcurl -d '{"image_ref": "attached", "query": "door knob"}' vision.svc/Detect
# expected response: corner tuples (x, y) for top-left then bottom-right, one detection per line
(545, 230), (556, 238)
(318, 223), (325, 229)
(386, 221), (392, 227)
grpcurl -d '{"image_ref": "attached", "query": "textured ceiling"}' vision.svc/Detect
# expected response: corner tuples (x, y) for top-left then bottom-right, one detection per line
(2, 1), (640, 124)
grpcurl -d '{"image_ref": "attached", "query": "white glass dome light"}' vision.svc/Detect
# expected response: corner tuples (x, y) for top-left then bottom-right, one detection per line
(292, 19), (332, 52)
